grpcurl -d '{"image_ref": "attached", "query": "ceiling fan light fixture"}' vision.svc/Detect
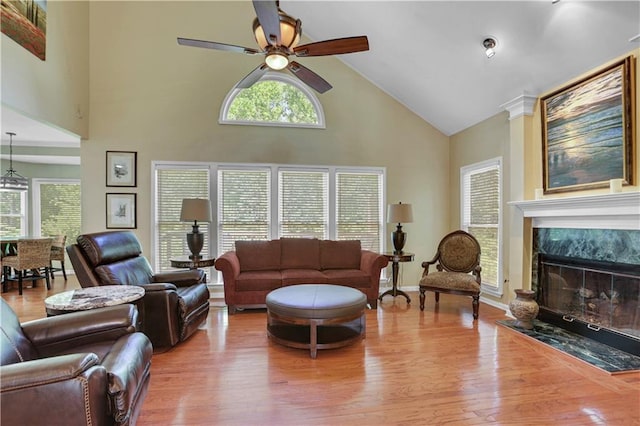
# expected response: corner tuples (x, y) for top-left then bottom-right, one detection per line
(483, 37), (497, 58)
(265, 52), (289, 70)
(252, 11), (301, 51)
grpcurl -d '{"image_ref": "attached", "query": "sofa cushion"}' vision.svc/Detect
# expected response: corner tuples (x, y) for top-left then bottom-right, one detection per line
(320, 240), (361, 270)
(322, 269), (371, 288)
(235, 271), (282, 292)
(281, 269), (328, 286)
(236, 240), (281, 272)
(280, 238), (321, 270)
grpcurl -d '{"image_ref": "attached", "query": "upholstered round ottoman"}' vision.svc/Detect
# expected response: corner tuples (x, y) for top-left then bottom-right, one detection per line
(266, 284), (367, 358)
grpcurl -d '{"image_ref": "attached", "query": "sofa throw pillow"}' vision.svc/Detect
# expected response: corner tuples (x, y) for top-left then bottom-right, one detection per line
(280, 238), (321, 270)
(320, 240), (361, 270)
(236, 240), (281, 272)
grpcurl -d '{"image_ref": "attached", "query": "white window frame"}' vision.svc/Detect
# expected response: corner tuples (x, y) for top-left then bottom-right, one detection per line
(0, 189), (27, 236)
(152, 161), (385, 281)
(460, 157), (503, 297)
(219, 71), (326, 129)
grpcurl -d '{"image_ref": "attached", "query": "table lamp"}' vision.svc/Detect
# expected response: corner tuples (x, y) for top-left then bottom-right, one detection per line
(180, 198), (212, 259)
(387, 202), (413, 253)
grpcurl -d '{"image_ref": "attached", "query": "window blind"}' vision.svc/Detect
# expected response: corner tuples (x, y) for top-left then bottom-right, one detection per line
(461, 160), (501, 288)
(336, 172), (383, 251)
(217, 168), (270, 254)
(38, 182), (81, 246)
(156, 168), (210, 272)
(279, 170), (328, 238)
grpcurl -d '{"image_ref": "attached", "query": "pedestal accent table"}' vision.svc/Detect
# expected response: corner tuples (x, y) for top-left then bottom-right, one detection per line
(379, 252), (414, 303)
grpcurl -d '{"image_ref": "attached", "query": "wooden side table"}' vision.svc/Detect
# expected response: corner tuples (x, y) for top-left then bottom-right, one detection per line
(379, 252), (414, 303)
(170, 256), (216, 270)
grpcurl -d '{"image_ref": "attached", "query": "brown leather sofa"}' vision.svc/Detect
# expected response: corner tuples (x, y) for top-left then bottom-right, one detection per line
(67, 231), (210, 350)
(0, 298), (152, 426)
(215, 238), (388, 313)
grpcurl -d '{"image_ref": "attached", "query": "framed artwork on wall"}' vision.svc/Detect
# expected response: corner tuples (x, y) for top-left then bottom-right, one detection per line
(106, 151), (137, 187)
(106, 193), (137, 229)
(541, 56), (635, 194)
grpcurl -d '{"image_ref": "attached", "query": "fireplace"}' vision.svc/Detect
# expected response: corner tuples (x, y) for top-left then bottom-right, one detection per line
(536, 251), (640, 355)
(511, 192), (640, 356)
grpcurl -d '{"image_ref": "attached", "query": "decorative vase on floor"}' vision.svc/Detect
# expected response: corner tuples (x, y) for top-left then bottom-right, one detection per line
(509, 289), (539, 330)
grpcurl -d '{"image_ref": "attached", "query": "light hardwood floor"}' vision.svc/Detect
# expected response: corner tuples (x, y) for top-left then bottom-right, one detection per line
(3, 276), (640, 425)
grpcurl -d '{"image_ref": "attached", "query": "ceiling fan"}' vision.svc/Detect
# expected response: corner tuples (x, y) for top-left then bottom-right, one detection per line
(177, 0), (369, 94)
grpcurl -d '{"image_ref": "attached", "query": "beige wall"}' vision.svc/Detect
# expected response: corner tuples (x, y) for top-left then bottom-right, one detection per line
(449, 48), (640, 307)
(1, 0), (89, 139)
(83, 1), (449, 283)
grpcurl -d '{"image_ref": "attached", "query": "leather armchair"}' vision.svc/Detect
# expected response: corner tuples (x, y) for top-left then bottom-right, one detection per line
(0, 298), (152, 426)
(67, 231), (210, 350)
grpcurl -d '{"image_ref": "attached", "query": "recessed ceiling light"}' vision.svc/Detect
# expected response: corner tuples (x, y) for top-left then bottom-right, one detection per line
(483, 37), (498, 58)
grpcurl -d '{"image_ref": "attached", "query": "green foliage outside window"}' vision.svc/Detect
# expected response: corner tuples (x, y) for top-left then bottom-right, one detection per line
(227, 80), (319, 124)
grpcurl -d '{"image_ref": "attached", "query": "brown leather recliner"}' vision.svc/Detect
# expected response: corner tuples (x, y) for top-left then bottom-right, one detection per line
(0, 298), (152, 426)
(67, 231), (210, 350)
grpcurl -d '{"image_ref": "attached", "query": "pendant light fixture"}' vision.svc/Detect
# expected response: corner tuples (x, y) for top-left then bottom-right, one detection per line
(1, 132), (29, 191)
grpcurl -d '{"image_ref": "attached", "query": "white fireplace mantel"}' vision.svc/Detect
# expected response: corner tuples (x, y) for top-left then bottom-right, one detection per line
(508, 192), (640, 230)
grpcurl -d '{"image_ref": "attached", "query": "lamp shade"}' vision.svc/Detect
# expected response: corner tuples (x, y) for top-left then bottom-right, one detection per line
(180, 199), (212, 223)
(387, 203), (413, 224)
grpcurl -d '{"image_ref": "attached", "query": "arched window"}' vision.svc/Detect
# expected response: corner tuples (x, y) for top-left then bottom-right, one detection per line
(220, 72), (325, 128)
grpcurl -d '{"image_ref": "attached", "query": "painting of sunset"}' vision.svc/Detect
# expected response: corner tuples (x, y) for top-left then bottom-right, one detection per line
(1, 0), (46, 60)
(542, 60), (631, 192)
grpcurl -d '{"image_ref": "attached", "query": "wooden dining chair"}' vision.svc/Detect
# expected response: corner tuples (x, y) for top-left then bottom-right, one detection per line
(49, 235), (67, 280)
(1, 238), (53, 295)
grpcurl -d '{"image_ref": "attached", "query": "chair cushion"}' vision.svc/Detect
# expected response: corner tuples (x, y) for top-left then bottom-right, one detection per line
(281, 269), (328, 286)
(322, 269), (371, 288)
(95, 257), (154, 285)
(280, 238), (321, 270)
(77, 231), (142, 267)
(235, 271), (282, 292)
(0, 299), (38, 365)
(420, 271), (481, 293)
(320, 240), (361, 270)
(236, 240), (281, 272)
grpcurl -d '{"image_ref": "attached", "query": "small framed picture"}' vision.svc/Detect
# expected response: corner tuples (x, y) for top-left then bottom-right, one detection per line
(106, 151), (137, 187)
(106, 193), (137, 229)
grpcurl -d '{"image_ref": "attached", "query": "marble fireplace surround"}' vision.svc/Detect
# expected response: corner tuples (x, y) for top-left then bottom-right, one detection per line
(510, 191), (640, 354)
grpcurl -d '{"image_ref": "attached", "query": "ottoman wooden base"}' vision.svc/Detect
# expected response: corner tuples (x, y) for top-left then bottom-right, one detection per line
(266, 284), (367, 358)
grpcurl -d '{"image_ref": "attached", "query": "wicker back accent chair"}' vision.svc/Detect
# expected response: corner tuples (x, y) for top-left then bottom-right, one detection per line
(419, 230), (482, 320)
(49, 234), (67, 280)
(1, 238), (53, 295)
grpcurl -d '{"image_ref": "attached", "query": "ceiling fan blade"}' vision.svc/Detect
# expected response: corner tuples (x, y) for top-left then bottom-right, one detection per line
(177, 37), (260, 55)
(252, 0), (281, 46)
(288, 61), (332, 94)
(236, 63), (269, 89)
(293, 36), (369, 57)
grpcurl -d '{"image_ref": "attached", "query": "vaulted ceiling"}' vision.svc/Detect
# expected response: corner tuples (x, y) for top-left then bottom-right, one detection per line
(284, 1), (640, 136)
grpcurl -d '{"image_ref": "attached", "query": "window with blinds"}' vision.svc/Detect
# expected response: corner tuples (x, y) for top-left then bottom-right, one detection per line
(153, 163), (385, 279)
(279, 170), (328, 238)
(0, 190), (26, 237)
(34, 180), (81, 246)
(156, 167), (210, 272)
(336, 172), (383, 251)
(461, 158), (502, 294)
(218, 168), (270, 254)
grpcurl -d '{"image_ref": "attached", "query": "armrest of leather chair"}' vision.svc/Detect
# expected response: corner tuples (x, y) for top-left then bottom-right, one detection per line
(1, 353), (111, 425)
(139, 282), (178, 292)
(101, 333), (153, 424)
(22, 305), (138, 357)
(0, 353), (101, 391)
(153, 269), (204, 287)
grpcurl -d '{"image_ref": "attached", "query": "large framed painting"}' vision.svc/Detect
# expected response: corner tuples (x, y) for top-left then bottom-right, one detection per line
(541, 56), (635, 194)
(1, 0), (47, 60)
(106, 193), (137, 229)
